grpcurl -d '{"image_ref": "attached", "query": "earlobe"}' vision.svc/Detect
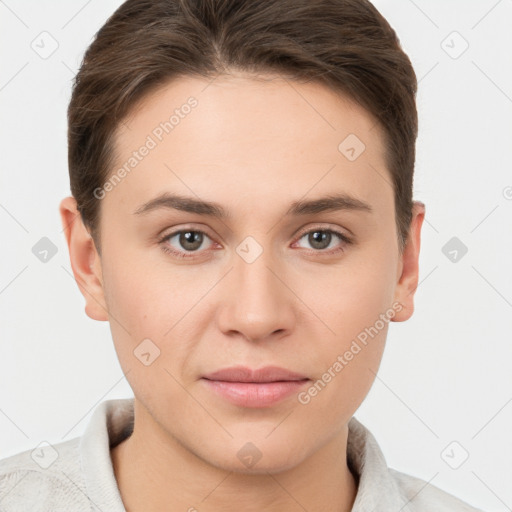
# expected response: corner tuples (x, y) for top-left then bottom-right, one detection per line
(59, 196), (109, 322)
(391, 201), (426, 323)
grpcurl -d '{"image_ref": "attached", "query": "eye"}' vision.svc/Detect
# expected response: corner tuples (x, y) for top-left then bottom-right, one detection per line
(159, 229), (216, 259)
(158, 225), (353, 260)
(292, 227), (352, 255)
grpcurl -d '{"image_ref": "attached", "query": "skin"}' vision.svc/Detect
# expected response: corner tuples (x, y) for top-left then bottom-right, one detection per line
(60, 72), (425, 512)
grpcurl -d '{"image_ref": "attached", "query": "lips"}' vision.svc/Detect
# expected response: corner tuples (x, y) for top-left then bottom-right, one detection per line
(201, 366), (311, 407)
(202, 365), (309, 383)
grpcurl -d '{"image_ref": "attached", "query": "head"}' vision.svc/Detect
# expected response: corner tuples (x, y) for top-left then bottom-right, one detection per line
(61, 0), (424, 473)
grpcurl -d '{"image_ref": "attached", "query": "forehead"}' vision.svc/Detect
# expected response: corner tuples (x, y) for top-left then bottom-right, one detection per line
(105, 73), (391, 221)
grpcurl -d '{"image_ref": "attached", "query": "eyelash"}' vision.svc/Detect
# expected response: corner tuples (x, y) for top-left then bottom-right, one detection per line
(158, 225), (353, 260)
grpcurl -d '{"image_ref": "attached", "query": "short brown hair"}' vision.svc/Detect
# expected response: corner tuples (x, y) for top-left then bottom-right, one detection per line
(67, 0), (418, 253)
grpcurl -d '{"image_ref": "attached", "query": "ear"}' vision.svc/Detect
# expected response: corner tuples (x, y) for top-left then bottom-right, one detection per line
(392, 200), (426, 322)
(59, 196), (108, 321)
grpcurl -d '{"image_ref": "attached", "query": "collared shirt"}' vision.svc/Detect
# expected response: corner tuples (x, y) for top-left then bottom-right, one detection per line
(0, 398), (483, 511)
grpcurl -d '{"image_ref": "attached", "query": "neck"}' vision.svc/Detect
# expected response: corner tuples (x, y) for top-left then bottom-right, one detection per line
(111, 399), (358, 512)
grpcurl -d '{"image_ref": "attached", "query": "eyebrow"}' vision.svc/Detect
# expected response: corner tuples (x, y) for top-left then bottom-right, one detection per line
(133, 192), (373, 218)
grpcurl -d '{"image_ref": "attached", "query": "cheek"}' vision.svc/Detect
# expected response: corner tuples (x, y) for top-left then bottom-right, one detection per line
(295, 247), (397, 337)
(100, 252), (176, 368)
(102, 245), (197, 334)
(100, 247), (213, 384)
(291, 249), (395, 414)
(298, 287), (390, 426)
(101, 260), (194, 410)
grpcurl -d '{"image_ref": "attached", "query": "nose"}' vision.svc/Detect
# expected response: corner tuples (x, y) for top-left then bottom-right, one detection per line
(216, 246), (296, 343)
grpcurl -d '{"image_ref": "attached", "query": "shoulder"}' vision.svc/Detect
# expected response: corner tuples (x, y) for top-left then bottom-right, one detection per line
(389, 468), (485, 512)
(347, 416), (486, 512)
(0, 436), (91, 511)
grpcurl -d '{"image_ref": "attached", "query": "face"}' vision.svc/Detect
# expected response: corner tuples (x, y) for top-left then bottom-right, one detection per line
(62, 73), (424, 474)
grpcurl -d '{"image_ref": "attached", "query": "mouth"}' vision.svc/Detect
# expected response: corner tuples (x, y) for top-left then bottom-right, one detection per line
(201, 365), (311, 407)
(202, 365), (309, 383)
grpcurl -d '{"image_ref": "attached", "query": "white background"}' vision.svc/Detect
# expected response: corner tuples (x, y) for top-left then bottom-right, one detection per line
(1, 1), (511, 510)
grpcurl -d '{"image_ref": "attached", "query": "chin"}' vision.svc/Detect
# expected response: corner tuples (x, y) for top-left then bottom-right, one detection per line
(203, 439), (307, 476)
